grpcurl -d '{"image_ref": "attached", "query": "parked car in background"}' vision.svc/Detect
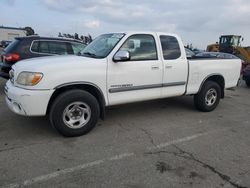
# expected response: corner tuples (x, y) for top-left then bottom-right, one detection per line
(192, 48), (204, 54)
(192, 52), (245, 75)
(185, 48), (195, 59)
(243, 64), (250, 87)
(0, 40), (12, 48)
(185, 50), (238, 60)
(194, 52), (239, 59)
(0, 36), (86, 79)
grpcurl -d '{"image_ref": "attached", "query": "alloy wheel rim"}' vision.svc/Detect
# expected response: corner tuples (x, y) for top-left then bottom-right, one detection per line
(205, 88), (217, 106)
(63, 102), (91, 129)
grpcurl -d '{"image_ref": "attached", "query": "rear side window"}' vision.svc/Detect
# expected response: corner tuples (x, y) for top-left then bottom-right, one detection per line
(31, 41), (39, 52)
(31, 40), (69, 55)
(48, 41), (68, 55)
(39, 41), (50, 54)
(160, 36), (181, 60)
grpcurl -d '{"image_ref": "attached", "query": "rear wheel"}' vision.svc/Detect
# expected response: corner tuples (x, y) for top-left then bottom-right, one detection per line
(194, 81), (221, 112)
(50, 90), (100, 137)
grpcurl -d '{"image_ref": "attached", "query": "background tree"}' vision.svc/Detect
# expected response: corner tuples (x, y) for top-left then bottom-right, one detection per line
(74, 33), (79, 40)
(88, 34), (92, 43)
(66, 34), (72, 38)
(58, 32), (93, 43)
(23, 26), (35, 36)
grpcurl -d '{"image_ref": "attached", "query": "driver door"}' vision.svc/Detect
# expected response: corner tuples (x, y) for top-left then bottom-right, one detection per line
(107, 34), (163, 105)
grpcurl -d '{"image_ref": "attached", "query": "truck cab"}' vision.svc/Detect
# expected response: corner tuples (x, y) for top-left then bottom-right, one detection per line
(105, 32), (188, 105)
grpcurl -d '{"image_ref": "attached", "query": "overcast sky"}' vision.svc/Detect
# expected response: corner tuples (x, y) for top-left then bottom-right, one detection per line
(1, 0), (250, 49)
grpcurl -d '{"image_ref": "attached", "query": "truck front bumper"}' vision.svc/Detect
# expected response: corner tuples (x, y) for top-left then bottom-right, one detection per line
(5, 80), (54, 116)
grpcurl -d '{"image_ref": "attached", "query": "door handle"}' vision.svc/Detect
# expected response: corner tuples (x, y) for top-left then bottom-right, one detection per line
(165, 65), (173, 69)
(151, 65), (159, 70)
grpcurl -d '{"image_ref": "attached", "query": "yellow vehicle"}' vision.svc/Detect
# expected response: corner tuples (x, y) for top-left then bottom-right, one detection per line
(207, 35), (250, 64)
(207, 42), (219, 52)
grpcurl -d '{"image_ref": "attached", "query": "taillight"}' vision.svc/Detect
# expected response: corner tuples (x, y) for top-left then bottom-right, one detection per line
(3, 53), (20, 62)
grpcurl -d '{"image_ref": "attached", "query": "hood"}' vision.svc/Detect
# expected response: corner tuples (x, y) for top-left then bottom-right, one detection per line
(13, 55), (105, 72)
(12, 55), (107, 90)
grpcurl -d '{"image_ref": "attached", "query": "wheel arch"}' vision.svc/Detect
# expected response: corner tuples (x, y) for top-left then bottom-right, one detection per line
(47, 82), (106, 119)
(199, 74), (225, 98)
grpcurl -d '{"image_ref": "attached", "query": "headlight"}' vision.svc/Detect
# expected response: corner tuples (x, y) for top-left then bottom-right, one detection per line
(9, 69), (14, 84)
(16, 72), (43, 86)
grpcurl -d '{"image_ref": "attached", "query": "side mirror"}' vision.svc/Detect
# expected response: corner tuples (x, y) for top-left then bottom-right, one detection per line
(113, 50), (130, 62)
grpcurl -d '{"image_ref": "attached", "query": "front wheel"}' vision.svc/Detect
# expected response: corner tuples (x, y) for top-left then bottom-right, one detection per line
(194, 81), (221, 112)
(50, 90), (100, 137)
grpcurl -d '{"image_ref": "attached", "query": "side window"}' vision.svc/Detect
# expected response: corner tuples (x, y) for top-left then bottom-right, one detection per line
(39, 41), (50, 54)
(120, 34), (157, 61)
(71, 43), (86, 55)
(48, 41), (68, 55)
(160, 36), (181, 60)
(31, 41), (39, 52)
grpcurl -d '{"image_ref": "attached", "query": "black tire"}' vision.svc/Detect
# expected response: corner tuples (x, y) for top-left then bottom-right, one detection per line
(194, 81), (221, 112)
(49, 90), (100, 137)
(246, 79), (250, 87)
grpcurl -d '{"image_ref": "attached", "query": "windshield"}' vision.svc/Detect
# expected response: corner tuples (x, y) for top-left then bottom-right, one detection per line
(81, 33), (125, 58)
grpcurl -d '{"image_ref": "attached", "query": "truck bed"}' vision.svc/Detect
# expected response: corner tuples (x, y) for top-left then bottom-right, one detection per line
(186, 58), (241, 95)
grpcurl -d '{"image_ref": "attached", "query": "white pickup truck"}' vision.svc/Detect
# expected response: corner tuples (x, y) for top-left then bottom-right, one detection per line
(5, 31), (241, 136)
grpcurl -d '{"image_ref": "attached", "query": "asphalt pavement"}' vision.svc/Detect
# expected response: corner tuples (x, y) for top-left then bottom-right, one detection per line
(0, 78), (250, 188)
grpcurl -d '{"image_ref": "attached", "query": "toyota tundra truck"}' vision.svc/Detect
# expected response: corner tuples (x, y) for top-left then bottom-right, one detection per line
(4, 32), (242, 137)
